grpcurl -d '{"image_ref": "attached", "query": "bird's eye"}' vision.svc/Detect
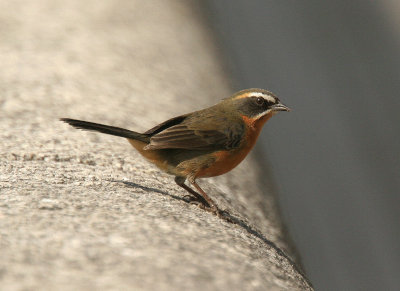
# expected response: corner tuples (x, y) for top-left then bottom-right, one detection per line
(255, 97), (264, 106)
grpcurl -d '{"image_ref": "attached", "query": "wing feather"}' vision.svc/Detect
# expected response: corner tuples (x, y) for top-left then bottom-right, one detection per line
(144, 124), (244, 151)
(144, 107), (245, 151)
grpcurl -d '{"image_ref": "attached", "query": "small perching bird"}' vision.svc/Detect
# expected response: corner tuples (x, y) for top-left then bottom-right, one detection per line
(61, 88), (290, 211)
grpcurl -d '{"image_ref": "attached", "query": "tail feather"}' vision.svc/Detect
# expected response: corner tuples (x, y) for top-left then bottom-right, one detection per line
(60, 118), (149, 143)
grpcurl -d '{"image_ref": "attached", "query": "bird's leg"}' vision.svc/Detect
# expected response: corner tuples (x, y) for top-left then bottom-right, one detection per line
(174, 176), (209, 207)
(188, 177), (218, 212)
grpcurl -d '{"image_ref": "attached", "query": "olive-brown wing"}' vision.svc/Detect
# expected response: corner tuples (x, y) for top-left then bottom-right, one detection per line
(144, 122), (244, 151)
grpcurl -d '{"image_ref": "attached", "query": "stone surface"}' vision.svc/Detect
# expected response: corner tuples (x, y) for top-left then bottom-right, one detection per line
(0, 0), (312, 290)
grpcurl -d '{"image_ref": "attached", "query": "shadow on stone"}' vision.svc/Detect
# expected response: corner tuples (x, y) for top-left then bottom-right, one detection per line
(112, 179), (188, 203)
(112, 178), (311, 287)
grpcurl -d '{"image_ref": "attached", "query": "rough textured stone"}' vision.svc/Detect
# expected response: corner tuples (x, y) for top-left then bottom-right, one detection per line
(0, 0), (312, 290)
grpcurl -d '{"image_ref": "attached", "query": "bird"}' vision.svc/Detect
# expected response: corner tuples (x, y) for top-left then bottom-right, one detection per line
(61, 88), (290, 212)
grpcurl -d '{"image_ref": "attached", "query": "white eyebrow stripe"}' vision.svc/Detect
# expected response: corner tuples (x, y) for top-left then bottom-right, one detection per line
(251, 92), (275, 103)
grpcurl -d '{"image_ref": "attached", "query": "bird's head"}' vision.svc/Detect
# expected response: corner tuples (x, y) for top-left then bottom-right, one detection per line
(224, 88), (290, 125)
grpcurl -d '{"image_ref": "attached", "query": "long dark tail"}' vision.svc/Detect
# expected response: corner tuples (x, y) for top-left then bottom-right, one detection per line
(60, 118), (149, 143)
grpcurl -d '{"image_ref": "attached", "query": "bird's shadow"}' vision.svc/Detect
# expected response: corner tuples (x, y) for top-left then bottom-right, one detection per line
(110, 178), (311, 286)
(112, 179), (188, 203)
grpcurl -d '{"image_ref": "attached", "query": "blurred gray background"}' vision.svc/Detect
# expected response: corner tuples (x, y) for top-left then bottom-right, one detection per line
(205, 1), (400, 290)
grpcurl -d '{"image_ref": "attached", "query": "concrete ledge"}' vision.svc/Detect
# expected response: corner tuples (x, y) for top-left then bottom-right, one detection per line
(0, 0), (312, 290)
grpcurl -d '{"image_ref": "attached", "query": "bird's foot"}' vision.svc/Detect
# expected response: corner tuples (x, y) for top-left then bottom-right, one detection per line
(202, 204), (223, 216)
(183, 194), (209, 207)
(182, 195), (232, 221)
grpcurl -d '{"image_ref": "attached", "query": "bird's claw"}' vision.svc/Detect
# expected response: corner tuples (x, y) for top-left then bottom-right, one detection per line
(183, 194), (209, 208)
(182, 195), (229, 220)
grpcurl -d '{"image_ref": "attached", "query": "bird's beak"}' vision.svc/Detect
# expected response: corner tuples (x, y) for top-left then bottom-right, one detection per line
(271, 103), (291, 112)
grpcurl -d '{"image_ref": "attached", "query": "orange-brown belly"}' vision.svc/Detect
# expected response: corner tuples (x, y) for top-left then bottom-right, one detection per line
(195, 149), (249, 178)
